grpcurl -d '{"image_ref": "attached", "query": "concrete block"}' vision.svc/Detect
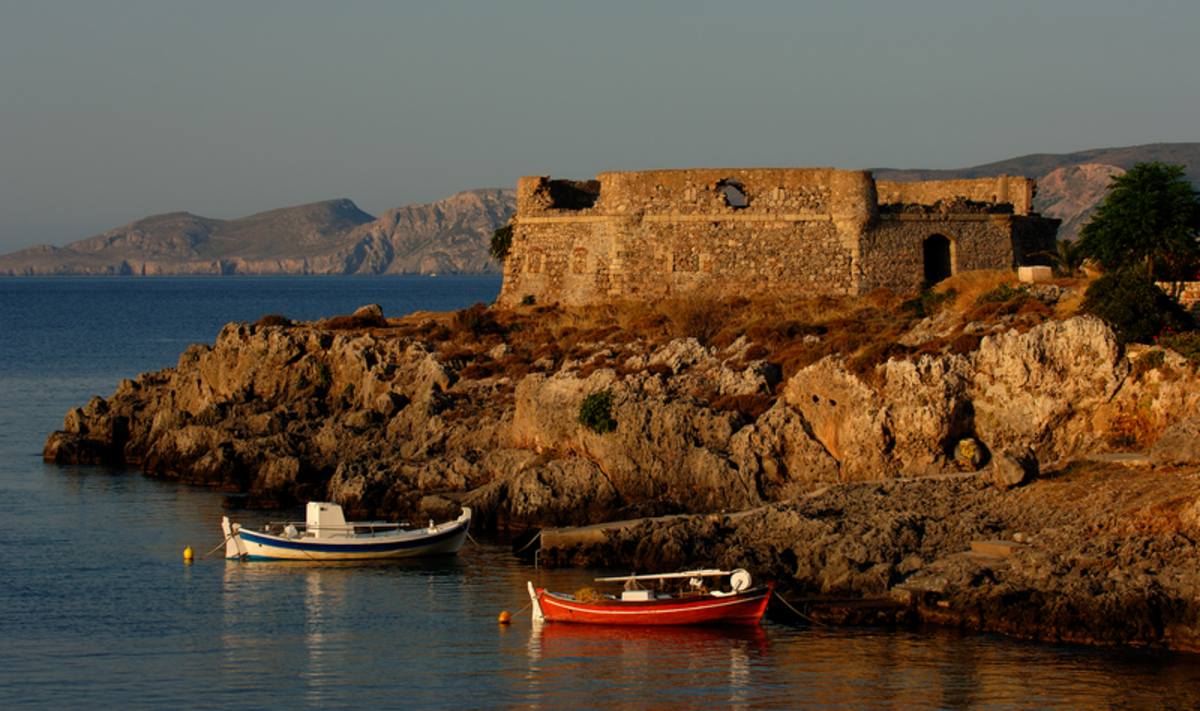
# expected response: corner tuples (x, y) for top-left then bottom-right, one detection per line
(1019, 266), (1053, 283)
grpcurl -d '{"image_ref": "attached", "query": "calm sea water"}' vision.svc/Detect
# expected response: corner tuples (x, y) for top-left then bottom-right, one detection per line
(2, 275), (1199, 710)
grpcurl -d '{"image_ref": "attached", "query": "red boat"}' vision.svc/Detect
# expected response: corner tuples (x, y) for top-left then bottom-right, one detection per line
(528, 569), (773, 626)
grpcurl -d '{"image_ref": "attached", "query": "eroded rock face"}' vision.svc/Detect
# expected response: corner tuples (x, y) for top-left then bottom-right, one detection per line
(774, 315), (1191, 481)
(541, 465), (1200, 650)
(43, 314), (1200, 529)
(41, 309), (1200, 649)
(969, 315), (1128, 457)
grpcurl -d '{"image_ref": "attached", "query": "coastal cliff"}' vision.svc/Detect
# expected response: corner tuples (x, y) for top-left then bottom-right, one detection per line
(45, 274), (1200, 649)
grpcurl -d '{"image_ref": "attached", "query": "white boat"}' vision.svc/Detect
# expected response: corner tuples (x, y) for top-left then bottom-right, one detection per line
(222, 502), (471, 561)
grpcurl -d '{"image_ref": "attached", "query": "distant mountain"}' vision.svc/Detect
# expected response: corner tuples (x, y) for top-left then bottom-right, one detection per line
(874, 142), (1200, 240)
(0, 189), (516, 276)
(3, 143), (1197, 276)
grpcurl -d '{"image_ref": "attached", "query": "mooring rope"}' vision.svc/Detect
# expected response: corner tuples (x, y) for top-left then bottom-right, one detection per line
(512, 531), (542, 555)
(199, 533), (235, 559)
(771, 592), (826, 627)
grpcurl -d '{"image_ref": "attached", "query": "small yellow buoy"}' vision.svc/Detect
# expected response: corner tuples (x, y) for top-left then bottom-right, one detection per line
(498, 610), (512, 624)
(183, 546), (195, 563)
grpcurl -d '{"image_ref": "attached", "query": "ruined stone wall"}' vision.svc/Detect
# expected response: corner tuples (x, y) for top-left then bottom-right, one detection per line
(876, 175), (1037, 215)
(500, 169), (1059, 307)
(864, 216), (1020, 290)
(1009, 215), (1062, 265)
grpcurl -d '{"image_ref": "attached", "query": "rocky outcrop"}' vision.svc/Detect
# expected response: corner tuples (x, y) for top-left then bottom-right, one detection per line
(46, 308), (1199, 520)
(0, 190), (515, 276)
(545, 465), (1200, 650)
(42, 307), (1200, 648)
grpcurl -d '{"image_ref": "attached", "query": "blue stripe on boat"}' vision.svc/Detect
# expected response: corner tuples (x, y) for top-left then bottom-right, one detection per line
(237, 524), (466, 554)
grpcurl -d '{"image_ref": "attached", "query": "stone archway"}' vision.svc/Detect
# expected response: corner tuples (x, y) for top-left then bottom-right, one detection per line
(923, 234), (953, 284)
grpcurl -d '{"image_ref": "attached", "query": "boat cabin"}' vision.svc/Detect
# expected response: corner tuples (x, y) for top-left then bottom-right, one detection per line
(307, 502), (350, 538)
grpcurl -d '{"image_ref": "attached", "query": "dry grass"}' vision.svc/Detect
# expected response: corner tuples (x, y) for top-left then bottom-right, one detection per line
(358, 270), (1085, 387)
(940, 270), (1019, 313)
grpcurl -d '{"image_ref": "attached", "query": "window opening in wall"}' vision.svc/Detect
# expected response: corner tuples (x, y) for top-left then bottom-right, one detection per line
(545, 180), (601, 210)
(923, 234), (953, 284)
(718, 179), (748, 208)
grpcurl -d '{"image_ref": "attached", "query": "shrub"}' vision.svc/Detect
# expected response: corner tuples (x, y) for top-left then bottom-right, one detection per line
(255, 314), (292, 328)
(1158, 329), (1200, 364)
(490, 225), (514, 261)
(710, 393), (775, 420)
(847, 339), (910, 384)
(963, 283), (1043, 322)
(1081, 269), (1191, 344)
(326, 313), (387, 330)
(578, 389), (617, 433)
(902, 286), (955, 319)
(460, 361), (506, 380)
(663, 293), (730, 345)
(947, 333), (983, 355)
(316, 363), (333, 388)
(975, 283), (1028, 305)
(519, 294), (536, 306)
(743, 344), (768, 361)
(1130, 349), (1167, 379)
(451, 303), (504, 338)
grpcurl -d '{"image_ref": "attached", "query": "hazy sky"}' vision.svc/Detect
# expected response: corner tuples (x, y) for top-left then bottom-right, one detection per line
(2, 1), (1197, 253)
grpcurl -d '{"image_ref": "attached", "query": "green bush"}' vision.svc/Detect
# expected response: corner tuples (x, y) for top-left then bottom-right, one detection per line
(490, 225), (513, 262)
(578, 389), (617, 433)
(974, 283), (1028, 305)
(1081, 269), (1191, 344)
(1158, 329), (1200, 364)
(902, 286), (955, 319)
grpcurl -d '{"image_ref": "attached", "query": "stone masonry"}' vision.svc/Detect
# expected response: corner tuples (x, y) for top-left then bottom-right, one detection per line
(498, 168), (1060, 306)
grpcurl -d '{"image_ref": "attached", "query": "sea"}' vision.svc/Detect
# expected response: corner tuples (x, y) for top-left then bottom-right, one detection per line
(1, 275), (1199, 710)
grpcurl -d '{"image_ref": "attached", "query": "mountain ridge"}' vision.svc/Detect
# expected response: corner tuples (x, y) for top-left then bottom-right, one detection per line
(3, 143), (1197, 275)
(0, 190), (515, 276)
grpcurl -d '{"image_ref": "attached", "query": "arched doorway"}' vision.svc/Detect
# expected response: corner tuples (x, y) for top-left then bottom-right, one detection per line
(923, 234), (952, 284)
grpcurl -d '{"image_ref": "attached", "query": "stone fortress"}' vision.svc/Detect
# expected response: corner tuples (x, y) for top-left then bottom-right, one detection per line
(497, 168), (1060, 307)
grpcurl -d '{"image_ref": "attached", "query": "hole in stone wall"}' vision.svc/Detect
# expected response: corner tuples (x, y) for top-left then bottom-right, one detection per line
(546, 180), (601, 210)
(719, 179), (748, 208)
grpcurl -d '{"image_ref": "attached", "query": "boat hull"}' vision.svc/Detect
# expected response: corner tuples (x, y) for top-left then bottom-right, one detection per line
(223, 510), (470, 561)
(534, 584), (773, 626)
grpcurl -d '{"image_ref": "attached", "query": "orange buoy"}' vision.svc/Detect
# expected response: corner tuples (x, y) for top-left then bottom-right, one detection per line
(498, 610), (512, 624)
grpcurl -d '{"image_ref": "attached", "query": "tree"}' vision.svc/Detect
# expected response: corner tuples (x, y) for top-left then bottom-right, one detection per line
(1034, 237), (1085, 277)
(1075, 162), (1200, 279)
(1081, 268), (1191, 344)
(489, 225), (513, 262)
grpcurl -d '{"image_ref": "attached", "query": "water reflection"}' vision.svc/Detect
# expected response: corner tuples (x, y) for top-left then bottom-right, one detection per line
(216, 557), (471, 705)
(523, 622), (772, 709)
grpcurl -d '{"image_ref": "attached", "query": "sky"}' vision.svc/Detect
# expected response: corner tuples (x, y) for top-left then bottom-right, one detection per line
(2, 0), (1198, 253)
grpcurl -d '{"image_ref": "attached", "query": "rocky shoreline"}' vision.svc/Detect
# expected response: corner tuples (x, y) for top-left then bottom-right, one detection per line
(536, 463), (1200, 649)
(44, 291), (1200, 650)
